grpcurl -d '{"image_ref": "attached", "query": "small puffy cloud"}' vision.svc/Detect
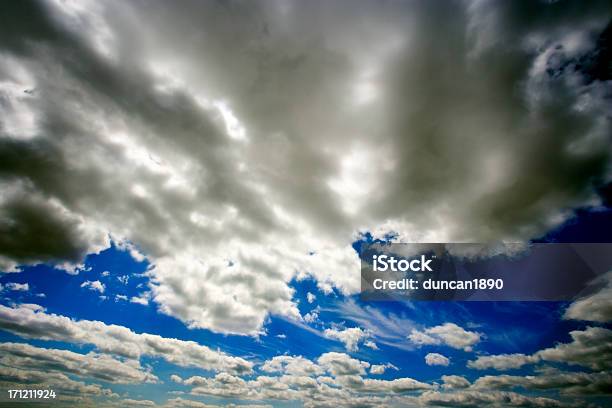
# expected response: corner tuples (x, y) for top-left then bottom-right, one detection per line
(130, 292), (150, 306)
(5, 282), (29, 291)
(306, 292), (316, 304)
(425, 353), (450, 366)
(80, 280), (105, 293)
(363, 340), (378, 350)
(304, 311), (318, 324)
(408, 330), (440, 346)
(115, 294), (128, 301)
(170, 374), (183, 384)
(441, 375), (470, 390)
(370, 363), (398, 375)
(317, 352), (370, 377)
(564, 271), (612, 323)
(409, 323), (481, 351)
(342, 376), (432, 393)
(323, 327), (368, 352)
(261, 355), (323, 377)
(468, 353), (539, 371)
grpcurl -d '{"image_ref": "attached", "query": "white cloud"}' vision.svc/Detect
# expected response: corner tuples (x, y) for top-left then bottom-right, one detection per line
(0, 303), (253, 374)
(5, 282), (29, 291)
(472, 370), (612, 396)
(363, 340), (378, 350)
(441, 375), (470, 390)
(317, 352), (370, 377)
(564, 271), (612, 323)
(369, 363), (398, 375)
(468, 353), (539, 371)
(80, 280), (105, 293)
(304, 310), (319, 324)
(307, 292), (316, 304)
(408, 329), (440, 346)
(425, 352), (450, 366)
(536, 326), (612, 371)
(409, 323), (481, 352)
(323, 327), (369, 352)
(0, 365), (114, 400)
(170, 374), (183, 384)
(130, 292), (150, 306)
(261, 355), (324, 377)
(468, 326), (612, 372)
(0, 342), (157, 384)
(419, 390), (567, 407)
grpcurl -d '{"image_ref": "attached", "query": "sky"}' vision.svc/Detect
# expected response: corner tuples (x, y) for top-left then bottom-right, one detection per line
(0, 0), (611, 407)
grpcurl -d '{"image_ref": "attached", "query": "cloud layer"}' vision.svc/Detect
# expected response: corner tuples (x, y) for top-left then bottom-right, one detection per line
(1, 0), (611, 335)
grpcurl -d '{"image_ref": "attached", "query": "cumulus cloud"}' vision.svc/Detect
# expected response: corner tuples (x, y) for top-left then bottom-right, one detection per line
(419, 390), (569, 407)
(4, 282), (29, 291)
(472, 369), (612, 396)
(261, 355), (324, 377)
(409, 323), (481, 351)
(0, 0), (611, 336)
(0, 342), (157, 384)
(441, 375), (470, 390)
(0, 303), (252, 374)
(425, 352), (450, 366)
(536, 326), (612, 371)
(468, 326), (612, 372)
(81, 279), (105, 293)
(468, 353), (539, 371)
(369, 363), (398, 375)
(130, 291), (151, 306)
(317, 352), (370, 377)
(0, 365), (115, 400)
(564, 270), (612, 322)
(323, 327), (369, 352)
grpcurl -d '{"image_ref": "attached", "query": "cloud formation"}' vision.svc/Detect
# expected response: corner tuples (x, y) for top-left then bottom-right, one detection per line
(0, 303), (252, 374)
(409, 323), (481, 351)
(1, 0), (611, 336)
